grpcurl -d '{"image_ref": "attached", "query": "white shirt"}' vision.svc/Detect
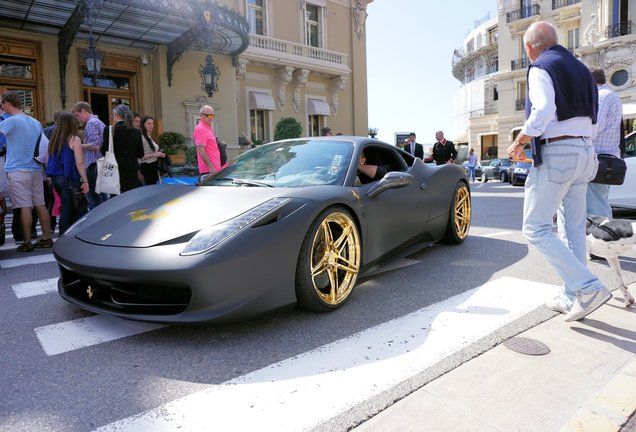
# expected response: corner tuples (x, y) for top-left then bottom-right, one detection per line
(521, 67), (595, 139)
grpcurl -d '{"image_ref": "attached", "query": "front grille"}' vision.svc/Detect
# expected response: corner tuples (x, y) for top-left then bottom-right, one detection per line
(59, 265), (191, 315)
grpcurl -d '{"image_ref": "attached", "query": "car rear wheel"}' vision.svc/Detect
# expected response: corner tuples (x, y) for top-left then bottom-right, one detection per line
(296, 207), (361, 312)
(481, 172), (488, 182)
(443, 182), (471, 244)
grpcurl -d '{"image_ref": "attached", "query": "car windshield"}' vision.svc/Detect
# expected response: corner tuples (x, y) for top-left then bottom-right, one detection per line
(201, 139), (354, 188)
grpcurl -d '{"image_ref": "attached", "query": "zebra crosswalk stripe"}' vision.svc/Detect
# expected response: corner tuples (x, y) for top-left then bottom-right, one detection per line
(12, 277), (58, 298)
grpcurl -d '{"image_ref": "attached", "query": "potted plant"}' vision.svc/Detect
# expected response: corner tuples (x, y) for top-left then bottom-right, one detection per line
(274, 117), (303, 141)
(158, 131), (187, 165)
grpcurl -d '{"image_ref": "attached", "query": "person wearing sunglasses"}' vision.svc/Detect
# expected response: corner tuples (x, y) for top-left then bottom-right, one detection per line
(193, 105), (222, 176)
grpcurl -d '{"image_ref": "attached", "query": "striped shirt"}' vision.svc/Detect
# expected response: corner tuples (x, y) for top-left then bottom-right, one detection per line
(83, 115), (106, 167)
(591, 84), (622, 157)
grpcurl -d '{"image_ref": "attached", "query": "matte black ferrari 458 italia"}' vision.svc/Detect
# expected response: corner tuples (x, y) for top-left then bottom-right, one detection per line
(54, 136), (471, 324)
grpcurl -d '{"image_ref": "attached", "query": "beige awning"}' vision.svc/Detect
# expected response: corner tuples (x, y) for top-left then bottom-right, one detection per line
(307, 99), (331, 116)
(249, 92), (275, 111)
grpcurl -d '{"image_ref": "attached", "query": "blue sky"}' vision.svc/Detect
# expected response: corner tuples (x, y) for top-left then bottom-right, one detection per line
(366, 1), (497, 145)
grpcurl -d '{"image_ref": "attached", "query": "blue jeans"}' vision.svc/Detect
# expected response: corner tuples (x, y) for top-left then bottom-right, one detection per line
(467, 166), (476, 181)
(51, 175), (86, 235)
(86, 163), (108, 210)
(522, 138), (605, 308)
(586, 182), (611, 218)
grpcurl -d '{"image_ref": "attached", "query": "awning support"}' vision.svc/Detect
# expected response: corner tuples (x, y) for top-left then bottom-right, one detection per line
(57, 0), (90, 109)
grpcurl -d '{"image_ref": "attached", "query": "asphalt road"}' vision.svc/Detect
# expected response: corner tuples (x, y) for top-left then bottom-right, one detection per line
(1, 179), (634, 431)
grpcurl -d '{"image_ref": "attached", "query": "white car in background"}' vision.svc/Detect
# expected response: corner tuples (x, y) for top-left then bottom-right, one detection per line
(609, 131), (636, 210)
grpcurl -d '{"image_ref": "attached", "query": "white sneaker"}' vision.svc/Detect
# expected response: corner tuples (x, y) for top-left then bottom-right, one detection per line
(545, 297), (569, 315)
(564, 287), (612, 322)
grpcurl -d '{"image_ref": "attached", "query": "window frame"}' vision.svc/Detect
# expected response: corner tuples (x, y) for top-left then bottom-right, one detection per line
(304, 2), (323, 48)
(246, 0), (267, 36)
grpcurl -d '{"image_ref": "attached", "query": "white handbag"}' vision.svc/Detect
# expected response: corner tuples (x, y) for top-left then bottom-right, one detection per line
(95, 126), (121, 195)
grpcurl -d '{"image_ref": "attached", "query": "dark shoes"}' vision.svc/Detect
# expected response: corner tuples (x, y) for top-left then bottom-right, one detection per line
(16, 242), (34, 252)
(34, 238), (53, 248)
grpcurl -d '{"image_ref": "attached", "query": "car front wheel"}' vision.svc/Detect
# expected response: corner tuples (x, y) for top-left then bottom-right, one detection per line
(481, 172), (488, 182)
(443, 182), (471, 244)
(296, 207), (361, 312)
(500, 172), (507, 182)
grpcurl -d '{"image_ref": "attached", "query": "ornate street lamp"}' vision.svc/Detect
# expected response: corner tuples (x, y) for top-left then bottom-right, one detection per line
(84, 35), (103, 86)
(199, 53), (220, 97)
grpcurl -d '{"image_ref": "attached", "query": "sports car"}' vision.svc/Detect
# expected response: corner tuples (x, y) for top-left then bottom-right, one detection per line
(53, 136), (471, 324)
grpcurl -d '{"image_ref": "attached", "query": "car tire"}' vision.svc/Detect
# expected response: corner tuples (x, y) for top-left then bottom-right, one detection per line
(295, 207), (361, 312)
(481, 172), (488, 183)
(500, 172), (507, 182)
(442, 181), (471, 244)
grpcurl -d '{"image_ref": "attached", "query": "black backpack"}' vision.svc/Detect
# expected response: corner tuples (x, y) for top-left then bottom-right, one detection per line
(217, 140), (227, 165)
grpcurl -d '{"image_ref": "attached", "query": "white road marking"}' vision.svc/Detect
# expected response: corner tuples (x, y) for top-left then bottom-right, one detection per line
(35, 315), (166, 356)
(478, 231), (514, 238)
(0, 253), (56, 269)
(12, 277), (58, 298)
(97, 276), (558, 432)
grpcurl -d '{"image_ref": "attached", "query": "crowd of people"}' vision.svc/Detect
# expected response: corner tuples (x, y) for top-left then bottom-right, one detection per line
(0, 94), (168, 251)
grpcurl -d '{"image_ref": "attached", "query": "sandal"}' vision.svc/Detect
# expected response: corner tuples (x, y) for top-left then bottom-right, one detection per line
(34, 238), (54, 248)
(16, 242), (35, 252)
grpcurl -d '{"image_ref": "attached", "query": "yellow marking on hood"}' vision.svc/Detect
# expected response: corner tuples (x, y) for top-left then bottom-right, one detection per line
(128, 199), (181, 221)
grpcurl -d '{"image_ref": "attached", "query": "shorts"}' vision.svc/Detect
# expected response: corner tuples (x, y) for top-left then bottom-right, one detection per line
(7, 170), (45, 208)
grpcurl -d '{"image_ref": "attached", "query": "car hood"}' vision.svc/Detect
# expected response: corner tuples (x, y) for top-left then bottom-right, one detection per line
(74, 185), (288, 247)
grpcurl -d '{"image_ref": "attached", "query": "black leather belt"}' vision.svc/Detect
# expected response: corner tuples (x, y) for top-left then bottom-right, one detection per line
(539, 135), (582, 145)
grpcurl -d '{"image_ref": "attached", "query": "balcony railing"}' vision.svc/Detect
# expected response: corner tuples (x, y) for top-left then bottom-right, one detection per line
(248, 34), (348, 66)
(506, 4), (540, 23)
(606, 21), (633, 39)
(515, 99), (526, 111)
(552, 0), (581, 10)
(511, 57), (529, 71)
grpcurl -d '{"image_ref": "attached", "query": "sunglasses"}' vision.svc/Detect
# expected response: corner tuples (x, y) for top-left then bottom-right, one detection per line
(202, 113), (215, 119)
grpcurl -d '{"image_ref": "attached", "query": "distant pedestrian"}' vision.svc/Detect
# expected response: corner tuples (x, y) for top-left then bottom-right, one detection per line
(467, 148), (477, 181)
(430, 131), (457, 165)
(320, 127), (333, 136)
(506, 21), (610, 322)
(139, 116), (165, 185)
(73, 101), (106, 209)
(193, 105), (221, 176)
(0, 91), (53, 252)
(587, 67), (622, 219)
(101, 104), (144, 193)
(46, 112), (89, 235)
(403, 132), (424, 159)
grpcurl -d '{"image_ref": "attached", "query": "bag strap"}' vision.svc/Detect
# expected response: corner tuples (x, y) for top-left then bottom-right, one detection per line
(587, 217), (621, 241)
(108, 125), (114, 153)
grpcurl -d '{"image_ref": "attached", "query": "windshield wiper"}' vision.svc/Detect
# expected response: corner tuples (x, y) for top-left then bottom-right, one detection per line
(232, 179), (274, 187)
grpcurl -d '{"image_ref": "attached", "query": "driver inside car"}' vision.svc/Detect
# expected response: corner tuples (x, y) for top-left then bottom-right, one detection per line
(357, 150), (386, 185)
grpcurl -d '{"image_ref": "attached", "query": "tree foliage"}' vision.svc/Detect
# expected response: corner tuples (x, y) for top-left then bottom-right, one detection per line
(274, 117), (303, 141)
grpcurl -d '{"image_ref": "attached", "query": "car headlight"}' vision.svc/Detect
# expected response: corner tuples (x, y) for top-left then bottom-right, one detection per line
(180, 197), (290, 256)
(513, 168), (528, 174)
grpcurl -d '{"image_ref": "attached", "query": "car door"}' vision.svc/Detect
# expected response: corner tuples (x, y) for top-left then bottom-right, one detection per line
(356, 146), (430, 263)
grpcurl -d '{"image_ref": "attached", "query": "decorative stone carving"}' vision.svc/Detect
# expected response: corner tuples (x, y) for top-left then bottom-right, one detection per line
(277, 66), (294, 111)
(235, 58), (249, 104)
(353, 0), (368, 40)
(584, 13), (600, 46)
(292, 69), (310, 113)
(331, 76), (347, 114)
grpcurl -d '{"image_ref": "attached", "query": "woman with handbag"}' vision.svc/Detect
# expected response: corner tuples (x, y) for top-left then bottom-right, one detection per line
(139, 115), (165, 185)
(102, 104), (144, 193)
(46, 112), (89, 235)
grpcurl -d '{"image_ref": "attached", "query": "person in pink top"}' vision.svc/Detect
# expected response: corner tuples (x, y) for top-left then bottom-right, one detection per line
(193, 105), (221, 175)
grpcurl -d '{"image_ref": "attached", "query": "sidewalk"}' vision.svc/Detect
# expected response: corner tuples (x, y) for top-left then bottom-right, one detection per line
(353, 286), (636, 432)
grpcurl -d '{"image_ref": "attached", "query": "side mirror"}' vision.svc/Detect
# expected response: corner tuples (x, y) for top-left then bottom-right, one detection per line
(367, 171), (412, 198)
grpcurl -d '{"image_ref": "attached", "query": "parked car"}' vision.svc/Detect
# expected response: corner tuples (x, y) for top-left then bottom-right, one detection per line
(609, 131), (636, 210)
(481, 158), (512, 182)
(461, 160), (484, 179)
(508, 160), (532, 186)
(53, 136), (472, 324)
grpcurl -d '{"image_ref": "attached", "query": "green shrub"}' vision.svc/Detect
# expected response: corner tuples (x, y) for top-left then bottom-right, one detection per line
(158, 131), (187, 154)
(185, 145), (197, 165)
(273, 117), (302, 141)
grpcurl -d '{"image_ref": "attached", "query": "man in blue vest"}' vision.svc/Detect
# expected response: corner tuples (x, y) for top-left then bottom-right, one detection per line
(507, 21), (610, 322)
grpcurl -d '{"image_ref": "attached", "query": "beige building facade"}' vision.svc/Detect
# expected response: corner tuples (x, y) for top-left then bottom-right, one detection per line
(0, 0), (372, 157)
(453, 0), (636, 160)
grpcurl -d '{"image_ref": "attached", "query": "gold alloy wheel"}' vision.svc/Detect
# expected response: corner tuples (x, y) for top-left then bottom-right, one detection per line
(309, 212), (361, 306)
(454, 184), (471, 240)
